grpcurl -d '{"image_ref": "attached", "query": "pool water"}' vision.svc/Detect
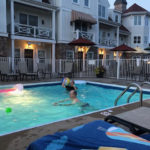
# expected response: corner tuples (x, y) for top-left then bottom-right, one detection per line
(0, 83), (150, 135)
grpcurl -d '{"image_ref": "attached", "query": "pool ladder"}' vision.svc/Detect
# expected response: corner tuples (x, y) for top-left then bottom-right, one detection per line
(114, 83), (147, 107)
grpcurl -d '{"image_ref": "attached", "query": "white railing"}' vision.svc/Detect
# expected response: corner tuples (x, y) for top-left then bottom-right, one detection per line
(15, 23), (52, 39)
(99, 39), (117, 47)
(73, 30), (95, 42)
(1, 57), (150, 81)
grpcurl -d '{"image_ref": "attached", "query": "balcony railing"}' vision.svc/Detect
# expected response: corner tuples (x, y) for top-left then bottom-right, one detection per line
(14, 23), (52, 40)
(73, 30), (95, 42)
(99, 39), (117, 47)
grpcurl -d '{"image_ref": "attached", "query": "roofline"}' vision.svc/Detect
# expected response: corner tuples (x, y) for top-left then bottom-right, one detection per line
(123, 11), (150, 17)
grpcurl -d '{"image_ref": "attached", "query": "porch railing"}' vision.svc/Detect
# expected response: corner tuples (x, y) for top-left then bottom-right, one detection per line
(1, 57), (150, 81)
(14, 23), (52, 39)
(73, 30), (95, 42)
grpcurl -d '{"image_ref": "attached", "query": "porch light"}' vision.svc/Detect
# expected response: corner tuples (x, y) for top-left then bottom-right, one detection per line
(114, 52), (117, 57)
(99, 49), (104, 55)
(76, 46), (90, 53)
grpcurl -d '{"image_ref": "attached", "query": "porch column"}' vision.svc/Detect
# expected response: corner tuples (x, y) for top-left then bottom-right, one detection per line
(116, 26), (120, 80)
(10, 0), (14, 35)
(52, 10), (56, 40)
(11, 39), (15, 71)
(52, 43), (56, 73)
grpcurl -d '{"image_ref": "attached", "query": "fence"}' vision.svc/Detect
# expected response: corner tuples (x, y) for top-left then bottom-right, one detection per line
(0, 57), (150, 81)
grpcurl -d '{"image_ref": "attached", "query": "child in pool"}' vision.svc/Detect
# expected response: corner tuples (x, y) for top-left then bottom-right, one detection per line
(62, 79), (77, 91)
(53, 90), (89, 107)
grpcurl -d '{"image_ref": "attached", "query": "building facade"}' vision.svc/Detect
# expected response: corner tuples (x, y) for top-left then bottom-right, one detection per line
(0, 0), (150, 73)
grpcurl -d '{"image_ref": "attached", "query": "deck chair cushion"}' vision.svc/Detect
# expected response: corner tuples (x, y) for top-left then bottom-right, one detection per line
(27, 120), (150, 150)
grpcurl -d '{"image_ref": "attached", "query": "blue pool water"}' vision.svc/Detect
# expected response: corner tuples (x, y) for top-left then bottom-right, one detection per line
(0, 82), (150, 135)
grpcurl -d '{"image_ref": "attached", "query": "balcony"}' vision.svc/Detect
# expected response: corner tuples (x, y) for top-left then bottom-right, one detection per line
(73, 30), (95, 42)
(99, 39), (117, 47)
(14, 23), (52, 40)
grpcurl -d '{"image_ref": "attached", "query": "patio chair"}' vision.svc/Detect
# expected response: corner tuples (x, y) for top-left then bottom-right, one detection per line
(27, 120), (150, 150)
(18, 61), (38, 80)
(58, 62), (73, 78)
(131, 66), (142, 81)
(0, 61), (18, 81)
(105, 107), (150, 135)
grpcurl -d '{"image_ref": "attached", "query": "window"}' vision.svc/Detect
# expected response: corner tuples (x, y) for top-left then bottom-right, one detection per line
(134, 36), (141, 44)
(29, 15), (38, 26)
(134, 16), (141, 25)
(38, 50), (45, 63)
(19, 13), (38, 26)
(75, 22), (88, 32)
(98, 5), (105, 18)
(66, 50), (74, 59)
(73, 0), (79, 4)
(87, 52), (94, 59)
(15, 49), (20, 58)
(144, 36), (148, 44)
(145, 16), (149, 26)
(115, 15), (118, 23)
(84, 0), (89, 7)
(20, 13), (27, 25)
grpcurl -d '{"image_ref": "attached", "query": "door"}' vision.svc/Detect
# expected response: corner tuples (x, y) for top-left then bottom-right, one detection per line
(24, 49), (33, 73)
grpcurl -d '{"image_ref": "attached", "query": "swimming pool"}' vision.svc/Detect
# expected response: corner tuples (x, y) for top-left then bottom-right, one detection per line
(0, 81), (150, 136)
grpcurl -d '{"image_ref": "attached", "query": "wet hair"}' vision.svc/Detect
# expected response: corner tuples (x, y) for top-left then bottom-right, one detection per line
(71, 80), (75, 84)
(71, 90), (77, 96)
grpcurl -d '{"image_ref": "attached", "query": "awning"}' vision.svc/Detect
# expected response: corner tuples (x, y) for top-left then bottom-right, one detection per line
(71, 10), (97, 25)
(110, 44), (136, 52)
(69, 38), (96, 46)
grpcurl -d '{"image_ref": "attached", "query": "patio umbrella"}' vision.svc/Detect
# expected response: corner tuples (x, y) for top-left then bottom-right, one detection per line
(69, 38), (96, 71)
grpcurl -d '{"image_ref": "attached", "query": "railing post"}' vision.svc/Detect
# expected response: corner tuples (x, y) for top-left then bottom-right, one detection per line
(117, 53), (120, 80)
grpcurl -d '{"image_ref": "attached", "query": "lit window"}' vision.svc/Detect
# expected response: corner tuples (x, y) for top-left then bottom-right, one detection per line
(134, 16), (141, 25)
(84, 0), (89, 7)
(66, 50), (74, 59)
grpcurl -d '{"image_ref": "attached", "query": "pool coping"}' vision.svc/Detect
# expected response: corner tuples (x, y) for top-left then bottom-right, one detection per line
(0, 80), (150, 137)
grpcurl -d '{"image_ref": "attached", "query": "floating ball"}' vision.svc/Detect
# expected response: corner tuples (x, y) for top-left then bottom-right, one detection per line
(5, 108), (12, 114)
(64, 78), (70, 86)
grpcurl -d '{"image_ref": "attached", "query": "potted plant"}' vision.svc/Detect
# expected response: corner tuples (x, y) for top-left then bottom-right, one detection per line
(95, 66), (106, 78)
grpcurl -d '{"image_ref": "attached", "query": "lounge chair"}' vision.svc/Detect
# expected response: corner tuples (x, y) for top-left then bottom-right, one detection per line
(18, 61), (38, 80)
(27, 120), (150, 150)
(0, 61), (18, 81)
(58, 62), (73, 78)
(105, 107), (150, 135)
(37, 63), (51, 79)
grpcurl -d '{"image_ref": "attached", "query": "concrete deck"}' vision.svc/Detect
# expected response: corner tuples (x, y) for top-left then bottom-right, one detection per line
(0, 78), (150, 150)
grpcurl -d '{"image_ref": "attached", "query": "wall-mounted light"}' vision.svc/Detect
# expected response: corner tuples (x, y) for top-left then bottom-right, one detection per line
(99, 48), (104, 55)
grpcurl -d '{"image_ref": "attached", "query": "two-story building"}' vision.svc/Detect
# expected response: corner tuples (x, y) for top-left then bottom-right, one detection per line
(122, 3), (150, 52)
(0, 0), (9, 57)
(55, 0), (99, 60)
(7, 0), (57, 72)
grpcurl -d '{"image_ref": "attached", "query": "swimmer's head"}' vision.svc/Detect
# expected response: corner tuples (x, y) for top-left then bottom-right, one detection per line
(70, 90), (77, 99)
(70, 80), (75, 86)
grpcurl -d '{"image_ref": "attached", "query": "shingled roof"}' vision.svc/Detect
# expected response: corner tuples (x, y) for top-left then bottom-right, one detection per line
(124, 3), (147, 14)
(120, 25), (129, 32)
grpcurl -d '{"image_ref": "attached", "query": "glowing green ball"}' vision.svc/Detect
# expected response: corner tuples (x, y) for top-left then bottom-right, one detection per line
(5, 108), (12, 114)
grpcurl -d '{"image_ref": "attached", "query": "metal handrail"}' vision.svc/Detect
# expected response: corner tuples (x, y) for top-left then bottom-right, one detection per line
(127, 82), (150, 104)
(114, 83), (143, 106)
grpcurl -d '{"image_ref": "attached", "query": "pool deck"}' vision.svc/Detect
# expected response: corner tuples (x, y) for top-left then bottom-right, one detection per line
(0, 78), (150, 150)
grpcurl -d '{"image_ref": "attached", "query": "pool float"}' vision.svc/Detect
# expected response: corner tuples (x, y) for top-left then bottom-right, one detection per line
(62, 78), (70, 86)
(0, 84), (24, 94)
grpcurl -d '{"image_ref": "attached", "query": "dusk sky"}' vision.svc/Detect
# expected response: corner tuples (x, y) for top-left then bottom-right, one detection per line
(109, 0), (150, 11)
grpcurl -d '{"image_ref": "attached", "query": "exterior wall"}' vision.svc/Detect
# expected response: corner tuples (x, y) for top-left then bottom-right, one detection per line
(109, 9), (121, 23)
(0, 37), (10, 57)
(122, 14), (150, 49)
(0, 0), (7, 37)
(55, 0), (99, 44)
